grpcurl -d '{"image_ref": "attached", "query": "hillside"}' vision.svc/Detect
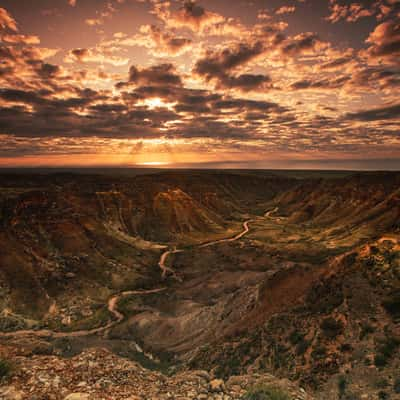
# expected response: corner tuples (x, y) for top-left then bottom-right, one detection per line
(0, 170), (399, 399)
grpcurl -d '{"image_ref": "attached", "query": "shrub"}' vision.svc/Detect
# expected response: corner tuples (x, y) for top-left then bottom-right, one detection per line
(0, 358), (12, 379)
(296, 338), (310, 356)
(374, 335), (400, 367)
(382, 292), (400, 319)
(374, 354), (387, 368)
(338, 375), (347, 399)
(241, 385), (291, 400)
(378, 391), (388, 400)
(359, 322), (375, 340)
(343, 393), (360, 400)
(321, 317), (344, 339)
(374, 378), (389, 389)
(340, 343), (353, 352)
(394, 377), (400, 393)
(311, 344), (327, 360)
(289, 330), (304, 345)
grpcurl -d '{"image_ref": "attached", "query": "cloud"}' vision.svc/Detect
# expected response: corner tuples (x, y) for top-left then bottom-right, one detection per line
(194, 41), (264, 76)
(153, 1), (225, 32)
(348, 65), (400, 90)
(1, 34), (40, 45)
(326, 0), (400, 23)
(219, 74), (272, 91)
(1, 0), (400, 163)
(193, 41), (272, 91)
(281, 32), (321, 56)
(364, 21), (400, 62)
(290, 76), (349, 90)
(85, 0), (124, 26)
(126, 63), (183, 87)
(326, 1), (375, 23)
(130, 24), (192, 56)
(0, 7), (18, 31)
(257, 9), (272, 20)
(141, 25), (192, 54)
(345, 103), (400, 121)
(0, 45), (61, 91)
(275, 6), (296, 15)
(319, 55), (353, 70)
(65, 47), (129, 66)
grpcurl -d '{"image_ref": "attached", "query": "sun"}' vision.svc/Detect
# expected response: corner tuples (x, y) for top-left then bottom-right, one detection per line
(145, 98), (164, 109)
(138, 161), (170, 166)
(139, 97), (177, 110)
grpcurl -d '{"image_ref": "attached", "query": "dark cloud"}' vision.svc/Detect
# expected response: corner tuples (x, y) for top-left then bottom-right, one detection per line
(71, 48), (88, 60)
(220, 73), (272, 90)
(326, 0), (400, 24)
(349, 66), (400, 89)
(345, 103), (400, 121)
(118, 63), (183, 88)
(319, 56), (353, 70)
(143, 25), (192, 55)
(290, 76), (349, 90)
(365, 21), (400, 61)
(193, 41), (272, 91)
(281, 32), (320, 56)
(153, 0), (225, 32)
(36, 63), (61, 79)
(194, 42), (264, 77)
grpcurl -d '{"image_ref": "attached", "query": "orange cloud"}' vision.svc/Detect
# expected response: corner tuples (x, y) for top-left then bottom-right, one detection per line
(0, 7), (18, 31)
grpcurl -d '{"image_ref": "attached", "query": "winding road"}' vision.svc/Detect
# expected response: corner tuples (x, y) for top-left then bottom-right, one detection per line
(0, 207), (279, 340)
(158, 207), (279, 276)
(0, 288), (166, 339)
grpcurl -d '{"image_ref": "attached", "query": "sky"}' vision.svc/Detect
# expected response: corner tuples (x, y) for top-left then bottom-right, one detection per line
(0, 0), (399, 169)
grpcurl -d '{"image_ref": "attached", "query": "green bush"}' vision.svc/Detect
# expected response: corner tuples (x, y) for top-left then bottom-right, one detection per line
(0, 358), (12, 379)
(241, 385), (291, 400)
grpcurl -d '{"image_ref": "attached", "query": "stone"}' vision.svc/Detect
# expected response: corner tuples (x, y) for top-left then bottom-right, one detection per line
(0, 386), (25, 400)
(64, 393), (90, 400)
(210, 379), (225, 393)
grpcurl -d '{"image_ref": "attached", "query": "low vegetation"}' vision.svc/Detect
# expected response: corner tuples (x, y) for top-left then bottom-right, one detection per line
(0, 358), (12, 379)
(374, 335), (400, 368)
(320, 317), (344, 339)
(241, 385), (291, 400)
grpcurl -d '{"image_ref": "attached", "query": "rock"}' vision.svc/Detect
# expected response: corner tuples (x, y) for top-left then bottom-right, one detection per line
(0, 347), (315, 400)
(210, 379), (225, 393)
(195, 370), (211, 382)
(0, 386), (25, 400)
(64, 393), (90, 400)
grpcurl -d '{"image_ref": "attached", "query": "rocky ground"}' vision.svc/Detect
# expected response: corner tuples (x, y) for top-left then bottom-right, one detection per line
(0, 347), (312, 400)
